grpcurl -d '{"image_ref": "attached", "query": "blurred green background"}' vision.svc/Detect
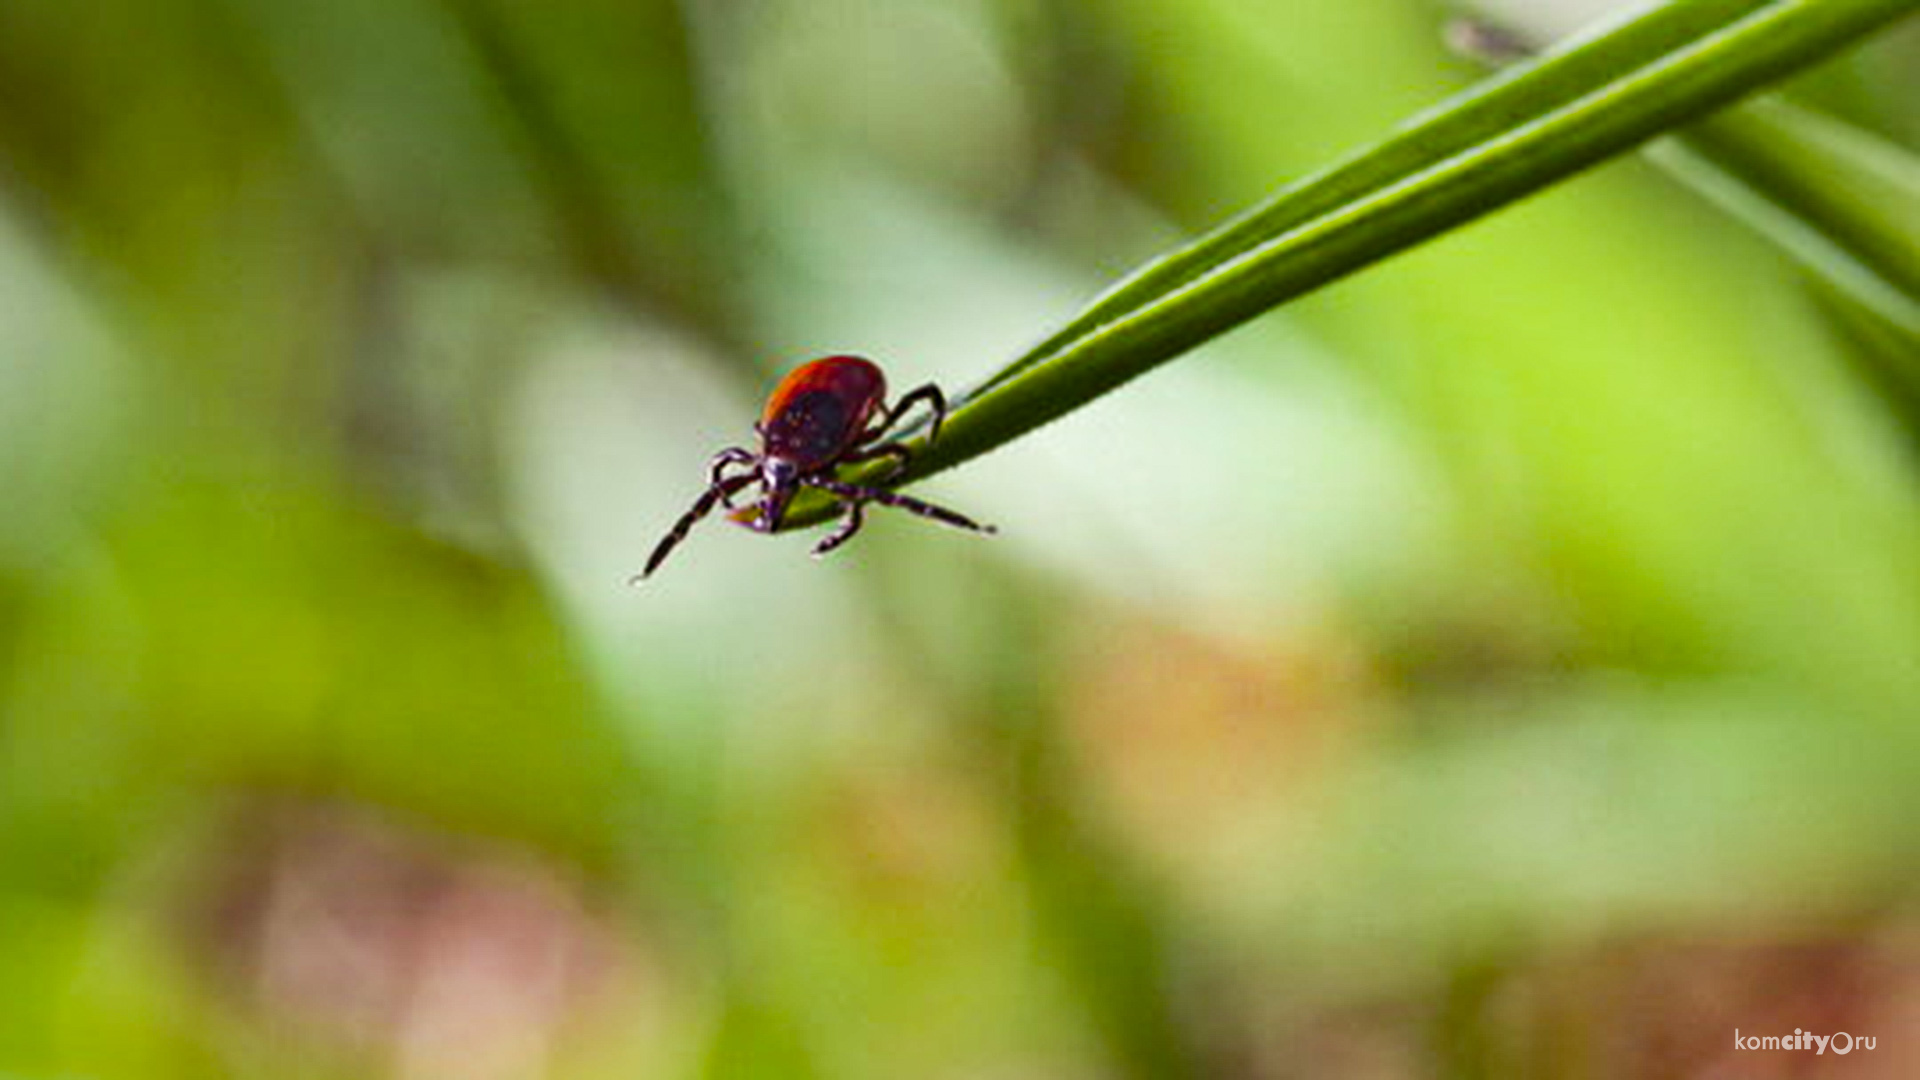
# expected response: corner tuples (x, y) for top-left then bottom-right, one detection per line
(2, 0), (1918, 1076)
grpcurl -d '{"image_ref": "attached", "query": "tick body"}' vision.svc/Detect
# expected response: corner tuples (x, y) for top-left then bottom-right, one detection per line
(758, 354), (889, 470)
(636, 355), (995, 580)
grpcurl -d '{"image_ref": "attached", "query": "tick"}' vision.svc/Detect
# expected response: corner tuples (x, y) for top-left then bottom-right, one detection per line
(635, 355), (996, 580)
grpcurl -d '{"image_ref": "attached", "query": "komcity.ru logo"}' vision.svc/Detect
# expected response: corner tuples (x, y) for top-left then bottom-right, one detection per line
(1733, 1029), (1876, 1054)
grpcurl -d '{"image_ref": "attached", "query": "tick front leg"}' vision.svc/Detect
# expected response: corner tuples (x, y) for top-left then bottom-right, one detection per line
(634, 473), (757, 582)
(707, 446), (759, 507)
(811, 501), (866, 559)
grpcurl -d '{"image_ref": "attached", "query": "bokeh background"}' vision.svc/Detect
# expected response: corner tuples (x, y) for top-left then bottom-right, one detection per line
(2, 0), (1918, 1076)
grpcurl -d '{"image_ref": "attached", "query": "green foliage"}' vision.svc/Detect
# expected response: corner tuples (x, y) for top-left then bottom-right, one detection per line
(0, 0), (1917, 1077)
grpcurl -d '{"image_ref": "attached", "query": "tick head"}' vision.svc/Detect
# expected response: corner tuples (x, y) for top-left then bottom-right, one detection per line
(740, 457), (799, 532)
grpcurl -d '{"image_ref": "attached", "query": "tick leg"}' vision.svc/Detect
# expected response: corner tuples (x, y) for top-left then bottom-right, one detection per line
(839, 441), (912, 481)
(707, 446), (758, 507)
(863, 383), (948, 446)
(811, 501), (866, 559)
(803, 476), (995, 537)
(634, 473), (757, 582)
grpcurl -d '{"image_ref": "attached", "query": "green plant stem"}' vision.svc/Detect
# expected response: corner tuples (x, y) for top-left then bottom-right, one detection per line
(778, 0), (1918, 530)
(1650, 99), (1920, 335)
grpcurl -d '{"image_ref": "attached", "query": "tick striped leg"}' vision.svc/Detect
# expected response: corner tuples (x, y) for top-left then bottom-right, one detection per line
(634, 473), (757, 582)
(802, 476), (996, 537)
(811, 501), (866, 559)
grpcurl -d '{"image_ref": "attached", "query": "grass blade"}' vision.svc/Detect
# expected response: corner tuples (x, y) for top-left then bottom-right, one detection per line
(777, 0), (1918, 530)
(1647, 97), (1920, 341)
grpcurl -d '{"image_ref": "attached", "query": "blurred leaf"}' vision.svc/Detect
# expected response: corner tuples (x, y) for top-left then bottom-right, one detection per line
(1646, 96), (1920, 349)
(779, 0), (1918, 528)
(698, 989), (824, 1080)
(438, 0), (749, 340)
(1, 480), (651, 880)
(1223, 680), (1920, 969)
